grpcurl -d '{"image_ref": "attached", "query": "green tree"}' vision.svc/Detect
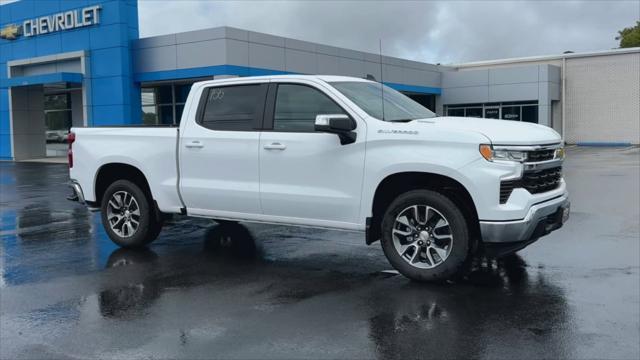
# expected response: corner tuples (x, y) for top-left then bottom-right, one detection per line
(616, 21), (640, 48)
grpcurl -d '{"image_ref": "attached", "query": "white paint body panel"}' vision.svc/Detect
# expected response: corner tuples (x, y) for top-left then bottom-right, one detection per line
(180, 126), (261, 216)
(419, 117), (562, 145)
(69, 75), (567, 233)
(258, 77), (367, 227)
(69, 127), (183, 213)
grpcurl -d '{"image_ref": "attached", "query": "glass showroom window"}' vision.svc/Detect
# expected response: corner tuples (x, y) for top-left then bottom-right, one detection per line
(445, 102), (539, 123)
(141, 83), (194, 125)
(174, 83), (192, 122)
(447, 108), (465, 117)
(44, 94), (72, 142)
(521, 105), (538, 123)
(446, 105), (482, 118)
(501, 106), (521, 121)
(141, 88), (158, 124)
(501, 102), (539, 123)
(465, 107), (483, 118)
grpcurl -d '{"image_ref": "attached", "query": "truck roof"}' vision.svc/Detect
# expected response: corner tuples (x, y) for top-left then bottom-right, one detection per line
(194, 74), (372, 87)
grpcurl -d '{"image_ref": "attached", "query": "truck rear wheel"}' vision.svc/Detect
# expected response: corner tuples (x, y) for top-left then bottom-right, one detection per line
(380, 189), (469, 282)
(101, 180), (163, 248)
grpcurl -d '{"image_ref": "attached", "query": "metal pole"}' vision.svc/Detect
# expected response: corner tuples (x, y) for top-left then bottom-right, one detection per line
(561, 56), (566, 140)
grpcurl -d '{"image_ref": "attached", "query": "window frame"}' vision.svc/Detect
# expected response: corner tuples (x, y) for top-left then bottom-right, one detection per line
(195, 83), (269, 132)
(262, 82), (354, 133)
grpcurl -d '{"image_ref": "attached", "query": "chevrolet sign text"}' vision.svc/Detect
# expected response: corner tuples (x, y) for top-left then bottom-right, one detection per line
(22, 5), (101, 38)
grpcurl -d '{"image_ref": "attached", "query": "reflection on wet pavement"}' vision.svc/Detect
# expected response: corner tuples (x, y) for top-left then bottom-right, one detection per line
(1, 148), (639, 359)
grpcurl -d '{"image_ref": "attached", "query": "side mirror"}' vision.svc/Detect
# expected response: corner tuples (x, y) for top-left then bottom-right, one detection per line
(314, 114), (357, 145)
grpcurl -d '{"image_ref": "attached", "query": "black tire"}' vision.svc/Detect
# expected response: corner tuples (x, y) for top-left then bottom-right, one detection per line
(146, 217), (164, 245)
(100, 180), (162, 248)
(380, 189), (469, 282)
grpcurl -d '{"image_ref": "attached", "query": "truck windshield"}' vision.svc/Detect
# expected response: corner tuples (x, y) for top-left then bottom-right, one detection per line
(330, 81), (436, 122)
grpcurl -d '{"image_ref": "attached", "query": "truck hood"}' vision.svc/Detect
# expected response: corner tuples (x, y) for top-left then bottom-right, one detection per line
(415, 116), (562, 145)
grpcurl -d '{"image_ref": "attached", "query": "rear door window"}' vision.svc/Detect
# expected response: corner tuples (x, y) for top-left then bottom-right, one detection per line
(199, 84), (267, 131)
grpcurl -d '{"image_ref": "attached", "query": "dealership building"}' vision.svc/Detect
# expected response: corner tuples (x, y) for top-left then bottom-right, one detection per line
(1, 0), (639, 160)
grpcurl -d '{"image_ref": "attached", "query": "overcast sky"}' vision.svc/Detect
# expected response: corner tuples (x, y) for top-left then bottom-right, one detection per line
(1, 0), (638, 63)
(136, 0), (639, 64)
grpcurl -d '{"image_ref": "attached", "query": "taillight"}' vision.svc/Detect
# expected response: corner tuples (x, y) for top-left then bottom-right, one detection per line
(68, 132), (75, 168)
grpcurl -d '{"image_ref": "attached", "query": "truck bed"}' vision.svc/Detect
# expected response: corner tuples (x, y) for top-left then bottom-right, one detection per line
(69, 126), (184, 213)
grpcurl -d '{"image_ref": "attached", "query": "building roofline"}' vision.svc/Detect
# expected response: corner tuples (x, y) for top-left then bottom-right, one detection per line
(135, 26), (445, 72)
(450, 47), (640, 68)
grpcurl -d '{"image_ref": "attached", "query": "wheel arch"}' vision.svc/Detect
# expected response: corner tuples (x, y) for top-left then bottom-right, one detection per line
(367, 171), (480, 249)
(93, 163), (154, 207)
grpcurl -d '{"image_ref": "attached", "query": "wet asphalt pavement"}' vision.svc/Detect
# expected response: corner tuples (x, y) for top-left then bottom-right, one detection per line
(1, 147), (639, 359)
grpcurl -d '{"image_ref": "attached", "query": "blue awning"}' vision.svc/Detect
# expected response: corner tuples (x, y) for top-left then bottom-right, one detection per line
(384, 82), (442, 95)
(0, 72), (83, 88)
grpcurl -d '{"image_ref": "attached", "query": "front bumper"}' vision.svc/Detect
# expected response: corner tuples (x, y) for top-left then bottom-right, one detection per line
(480, 193), (570, 245)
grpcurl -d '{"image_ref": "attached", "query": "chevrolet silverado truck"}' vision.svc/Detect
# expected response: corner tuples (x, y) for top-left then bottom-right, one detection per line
(68, 75), (570, 281)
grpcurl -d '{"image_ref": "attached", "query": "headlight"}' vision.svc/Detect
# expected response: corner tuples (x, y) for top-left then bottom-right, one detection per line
(554, 147), (565, 160)
(479, 144), (527, 162)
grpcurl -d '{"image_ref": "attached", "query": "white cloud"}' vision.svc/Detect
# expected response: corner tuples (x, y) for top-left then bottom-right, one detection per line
(4, 0), (633, 64)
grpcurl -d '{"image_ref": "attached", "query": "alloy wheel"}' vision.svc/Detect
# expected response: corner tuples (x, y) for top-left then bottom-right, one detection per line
(106, 190), (141, 238)
(391, 205), (454, 269)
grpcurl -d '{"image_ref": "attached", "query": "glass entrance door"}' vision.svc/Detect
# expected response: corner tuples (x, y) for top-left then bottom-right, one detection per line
(44, 93), (72, 157)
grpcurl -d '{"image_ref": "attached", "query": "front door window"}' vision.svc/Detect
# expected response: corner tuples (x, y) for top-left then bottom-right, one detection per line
(273, 84), (346, 132)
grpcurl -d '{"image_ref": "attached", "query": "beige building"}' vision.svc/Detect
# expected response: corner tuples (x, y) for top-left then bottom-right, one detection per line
(446, 48), (640, 145)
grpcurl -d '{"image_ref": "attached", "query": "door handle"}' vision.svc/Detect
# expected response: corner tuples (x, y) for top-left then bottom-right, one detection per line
(185, 140), (204, 149)
(263, 142), (287, 151)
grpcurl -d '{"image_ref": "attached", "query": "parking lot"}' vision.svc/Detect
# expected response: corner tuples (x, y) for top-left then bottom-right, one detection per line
(1, 147), (638, 359)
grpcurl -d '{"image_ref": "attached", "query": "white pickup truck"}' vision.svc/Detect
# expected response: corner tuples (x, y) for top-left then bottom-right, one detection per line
(68, 75), (569, 281)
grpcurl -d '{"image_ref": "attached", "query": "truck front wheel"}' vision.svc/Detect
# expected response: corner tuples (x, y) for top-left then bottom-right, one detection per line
(380, 189), (469, 282)
(100, 180), (163, 248)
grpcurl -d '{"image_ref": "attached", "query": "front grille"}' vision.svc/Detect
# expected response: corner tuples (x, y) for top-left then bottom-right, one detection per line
(527, 149), (555, 162)
(499, 167), (562, 203)
(522, 167), (562, 194)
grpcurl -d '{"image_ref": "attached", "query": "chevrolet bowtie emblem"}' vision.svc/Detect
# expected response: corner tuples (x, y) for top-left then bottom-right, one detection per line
(0, 24), (22, 40)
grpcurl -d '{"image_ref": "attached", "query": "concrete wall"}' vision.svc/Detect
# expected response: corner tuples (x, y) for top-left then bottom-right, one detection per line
(564, 52), (640, 144)
(71, 90), (84, 128)
(132, 26), (442, 93)
(552, 100), (562, 134)
(440, 64), (561, 126)
(10, 58), (82, 77)
(10, 86), (45, 160)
